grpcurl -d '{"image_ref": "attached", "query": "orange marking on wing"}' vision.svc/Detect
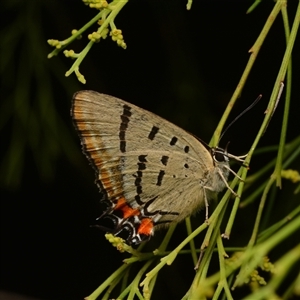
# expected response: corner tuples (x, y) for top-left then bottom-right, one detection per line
(137, 218), (154, 236)
(114, 198), (140, 219)
(92, 157), (104, 166)
(73, 109), (84, 121)
(121, 206), (140, 219)
(74, 109), (125, 199)
(97, 166), (114, 190)
(114, 197), (127, 209)
(76, 122), (88, 131)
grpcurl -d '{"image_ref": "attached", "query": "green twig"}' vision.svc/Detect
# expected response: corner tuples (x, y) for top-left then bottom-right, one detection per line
(47, 0), (128, 83)
(85, 263), (129, 300)
(273, 4), (294, 188)
(185, 217), (198, 266)
(210, 0), (284, 146)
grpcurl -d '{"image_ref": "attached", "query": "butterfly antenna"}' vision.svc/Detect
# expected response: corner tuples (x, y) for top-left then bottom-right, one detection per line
(219, 94), (263, 143)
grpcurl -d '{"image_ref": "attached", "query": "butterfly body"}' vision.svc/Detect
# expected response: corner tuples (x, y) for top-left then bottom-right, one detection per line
(72, 90), (231, 245)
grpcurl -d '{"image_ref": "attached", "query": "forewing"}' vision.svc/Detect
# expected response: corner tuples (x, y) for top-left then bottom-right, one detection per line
(71, 90), (213, 222)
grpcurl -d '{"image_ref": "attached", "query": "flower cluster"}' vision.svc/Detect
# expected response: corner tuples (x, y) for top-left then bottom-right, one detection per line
(82, 0), (108, 10)
(47, 0), (128, 83)
(110, 28), (126, 49)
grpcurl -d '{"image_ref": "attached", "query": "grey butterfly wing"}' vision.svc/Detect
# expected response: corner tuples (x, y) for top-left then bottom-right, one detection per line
(72, 90), (216, 242)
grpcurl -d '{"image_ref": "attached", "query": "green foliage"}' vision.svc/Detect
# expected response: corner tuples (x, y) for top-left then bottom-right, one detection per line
(47, 0), (128, 84)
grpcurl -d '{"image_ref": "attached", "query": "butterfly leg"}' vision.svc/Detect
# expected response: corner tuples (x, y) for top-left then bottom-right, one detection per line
(217, 169), (239, 197)
(203, 189), (209, 221)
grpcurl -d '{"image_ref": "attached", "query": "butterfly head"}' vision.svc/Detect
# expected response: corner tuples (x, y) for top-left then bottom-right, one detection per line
(203, 142), (247, 194)
(211, 146), (229, 164)
(204, 141), (247, 168)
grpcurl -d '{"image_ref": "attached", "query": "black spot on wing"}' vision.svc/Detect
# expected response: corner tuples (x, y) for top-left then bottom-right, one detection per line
(156, 170), (165, 186)
(137, 155), (147, 170)
(134, 171), (142, 185)
(138, 162), (146, 170)
(119, 104), (132, 153)
(138, 155), (147, 162)
(148, 126), (159, 140)
(136, 186), (143, 194)
(161, 155), (169, 166)
(170, 136), (178, 146)
(143, 196), (159, 216)
(132, 155), (148, 205)
(134, 195), (143, 205)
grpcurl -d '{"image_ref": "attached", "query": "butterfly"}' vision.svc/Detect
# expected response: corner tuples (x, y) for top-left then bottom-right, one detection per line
(71, 90), (245, 245)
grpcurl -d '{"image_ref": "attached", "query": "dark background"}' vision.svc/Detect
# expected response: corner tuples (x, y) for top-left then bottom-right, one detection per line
(1, 1), (299, 299)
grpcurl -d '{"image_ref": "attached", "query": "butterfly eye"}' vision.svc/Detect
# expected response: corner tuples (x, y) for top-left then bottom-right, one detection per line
(213, 150), (228, 163)
(214, 152), (225, 162)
